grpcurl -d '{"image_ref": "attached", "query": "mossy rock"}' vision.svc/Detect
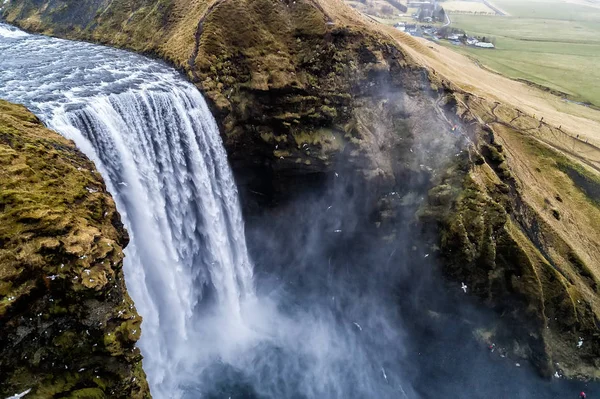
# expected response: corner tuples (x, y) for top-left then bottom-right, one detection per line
(6, 0), (600, 384)
(0, 100), (150, 398)
(423, 102), (600, 379)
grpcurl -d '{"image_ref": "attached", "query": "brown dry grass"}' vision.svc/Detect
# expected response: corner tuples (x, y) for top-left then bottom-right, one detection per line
(321, 0), (600, 170)
(494, 123), (600, 283)
(341, 3), (600, 183)
(396, 35), (600, 145)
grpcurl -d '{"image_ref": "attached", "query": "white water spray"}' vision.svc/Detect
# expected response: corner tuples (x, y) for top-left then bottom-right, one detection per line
(48, 87), (255, 395)
(1, 19), (598, 399)
(0, 24), (257, 396)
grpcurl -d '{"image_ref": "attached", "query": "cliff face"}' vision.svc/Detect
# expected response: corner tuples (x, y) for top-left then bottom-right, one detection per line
(3, 0), (600, 382)
(423, 91), (600, 379)
(0, 100), (149, 398)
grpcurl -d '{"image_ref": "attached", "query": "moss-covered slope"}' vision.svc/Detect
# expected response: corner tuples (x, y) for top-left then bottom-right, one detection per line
(1, 0), (439, 205)
(423, 91), (600, 379)
(0, 100), (149, 398)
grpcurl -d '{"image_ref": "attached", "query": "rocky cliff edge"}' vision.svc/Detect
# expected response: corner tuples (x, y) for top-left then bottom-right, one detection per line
(3, 0), (600, 382)
(0, 100), (150, 398)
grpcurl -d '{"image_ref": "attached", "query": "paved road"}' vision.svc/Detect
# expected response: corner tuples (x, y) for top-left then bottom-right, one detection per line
(443, 11), (451, 27)
(483, 0), (507, 15)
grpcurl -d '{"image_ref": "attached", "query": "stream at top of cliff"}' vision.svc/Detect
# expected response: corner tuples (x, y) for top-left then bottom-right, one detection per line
(0, 22), (596, 399)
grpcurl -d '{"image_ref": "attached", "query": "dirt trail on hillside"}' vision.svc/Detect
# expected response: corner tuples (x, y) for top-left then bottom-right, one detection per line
(364, 19), (600, 172)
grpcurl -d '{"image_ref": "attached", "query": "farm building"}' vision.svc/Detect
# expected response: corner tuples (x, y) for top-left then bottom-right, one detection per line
(394, 22), (406, 31)
(475, 42), (495, 48)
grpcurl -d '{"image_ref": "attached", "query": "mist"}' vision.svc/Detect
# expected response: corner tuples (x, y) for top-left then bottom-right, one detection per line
(172, 77), (595, 398)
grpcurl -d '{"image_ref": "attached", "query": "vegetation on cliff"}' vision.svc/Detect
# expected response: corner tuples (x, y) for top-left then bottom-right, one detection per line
(2, 0), (435, 201)
(423, 90), (600, 379)
(0, 100), (149, 398)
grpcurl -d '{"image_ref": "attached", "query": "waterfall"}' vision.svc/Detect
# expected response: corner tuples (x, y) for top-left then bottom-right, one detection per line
(46, 85), (414, 399)
(48, 86), (255, 395)
(0, 23), (261, 396)
(0, 24), (419, 399)
(0, 24), (29, 38)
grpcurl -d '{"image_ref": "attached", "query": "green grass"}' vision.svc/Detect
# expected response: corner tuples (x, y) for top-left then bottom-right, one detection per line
(490, 0), (600, 19)
(446, 0), (600, 106)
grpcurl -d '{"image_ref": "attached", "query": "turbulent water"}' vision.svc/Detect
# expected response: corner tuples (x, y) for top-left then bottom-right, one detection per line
(0, 22), (258, 396)
(0, 22), (595, 399)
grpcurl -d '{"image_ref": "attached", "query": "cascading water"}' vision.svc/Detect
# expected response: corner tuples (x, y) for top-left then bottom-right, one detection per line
(50, 88), (256, 394)
(0, 23), (417, 399)
(0, 22), (256, 397)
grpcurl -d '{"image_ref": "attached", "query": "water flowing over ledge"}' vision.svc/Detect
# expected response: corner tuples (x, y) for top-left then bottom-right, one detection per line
(4, 21), (592, 399)
(50, 87), (256, 396)
(0, 23), (256, 396)
(0, 24), (417, 399)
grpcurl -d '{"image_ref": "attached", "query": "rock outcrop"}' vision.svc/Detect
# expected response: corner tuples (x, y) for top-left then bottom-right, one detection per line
(3, 0), (600, 382)
(0, 100), (149, 398)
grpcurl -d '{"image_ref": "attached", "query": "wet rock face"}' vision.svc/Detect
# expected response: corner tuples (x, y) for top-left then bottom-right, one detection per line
(186, 1), (452, 212)
(6, 0), (600, 382)
(1, 0), (463, 390)
(0, 100), (149, 398)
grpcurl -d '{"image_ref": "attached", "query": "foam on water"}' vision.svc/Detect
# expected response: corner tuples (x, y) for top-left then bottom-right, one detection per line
(0, 22), (257, 396)
(0, 25), (27, 38)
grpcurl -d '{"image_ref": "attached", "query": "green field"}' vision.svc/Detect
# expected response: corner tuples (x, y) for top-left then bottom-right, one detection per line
(447, 0), (600, 106)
